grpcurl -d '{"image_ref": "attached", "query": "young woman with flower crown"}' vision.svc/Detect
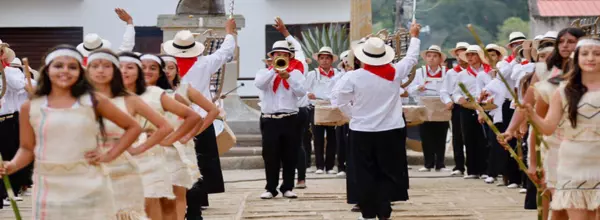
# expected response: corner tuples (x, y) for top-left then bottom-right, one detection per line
(120, 52), (201, 220)
(523, 37), (600, 220)
(86, 49), (175, 219)
(0, 45), (142, 219)
(161, 54), (219, 220)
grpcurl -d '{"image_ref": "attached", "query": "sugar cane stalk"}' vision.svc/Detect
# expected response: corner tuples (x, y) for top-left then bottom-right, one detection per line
(0, 155), (22, 220)
(458, 83), (539, 189)
(466, 24), (551, 150)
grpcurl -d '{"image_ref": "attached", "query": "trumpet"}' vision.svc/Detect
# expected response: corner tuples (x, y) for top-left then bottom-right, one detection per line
(273, 55), (289, 72)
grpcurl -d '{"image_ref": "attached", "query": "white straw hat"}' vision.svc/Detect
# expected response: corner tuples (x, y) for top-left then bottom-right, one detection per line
(163, 30), (205, 58)
(449, 42), (469, 58)
(420, 45), (447, 61)
(352, 37), (395, 66)
(485, 44), (508, 57)
(76, 34), (112, 57)
(267, 40), (293, 57)
(507, 32), (526, 47)
(459, 45), (489, 64)
(312, 46), (339, 62)
(9, 58), (22, 68)
(0, 39), (16, 63)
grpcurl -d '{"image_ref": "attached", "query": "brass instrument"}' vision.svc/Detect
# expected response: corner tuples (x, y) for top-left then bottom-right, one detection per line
(571, 17), (600, 37)
(273, 55), (289, 72)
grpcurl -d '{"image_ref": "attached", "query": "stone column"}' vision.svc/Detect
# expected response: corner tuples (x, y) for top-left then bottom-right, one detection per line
(350, 0), (373, 41)
(157, 14), (261, 135)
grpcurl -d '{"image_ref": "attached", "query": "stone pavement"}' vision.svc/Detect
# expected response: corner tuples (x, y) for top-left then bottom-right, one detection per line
(0, 169), (536, 220)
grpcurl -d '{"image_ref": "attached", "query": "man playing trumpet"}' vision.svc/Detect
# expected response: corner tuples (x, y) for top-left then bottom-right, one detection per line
(254, 40), (306, 200)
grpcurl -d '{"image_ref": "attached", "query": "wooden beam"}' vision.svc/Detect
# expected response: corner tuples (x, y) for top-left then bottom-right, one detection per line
(350, 0), (373, 42)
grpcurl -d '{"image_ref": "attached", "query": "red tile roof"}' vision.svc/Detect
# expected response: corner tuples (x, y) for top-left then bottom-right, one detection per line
(537, 0), (600, 17)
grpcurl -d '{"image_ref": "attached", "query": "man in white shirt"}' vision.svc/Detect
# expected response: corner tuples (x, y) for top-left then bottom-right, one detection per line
(0, 56), (34, 206)
(254, 40), (306, 200)
(408, 45), (451, 172)
(331, 22), (421, 220)
(441, 42), (469, 176)
(162, 18), (237, 218)
(270, 17), (313, 188)
(453, 45), (491, 179)
(306, 46), (341, 175)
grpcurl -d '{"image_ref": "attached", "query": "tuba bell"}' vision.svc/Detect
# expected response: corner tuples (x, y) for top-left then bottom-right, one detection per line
(273, 55), (289, 72)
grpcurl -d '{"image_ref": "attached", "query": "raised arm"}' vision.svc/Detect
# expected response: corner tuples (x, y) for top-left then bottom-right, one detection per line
(286, 69), (306, 98)
(115, 8), (136, 52)
(203, 19), (238, 74)
(394, 23), (421, 79)
(254, 69), (276, 91)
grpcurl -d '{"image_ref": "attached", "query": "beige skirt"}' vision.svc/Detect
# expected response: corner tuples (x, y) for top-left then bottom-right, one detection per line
(134, 146), (175, 199)
(106, 153), (147, 220)
(165, 144), (195, 189)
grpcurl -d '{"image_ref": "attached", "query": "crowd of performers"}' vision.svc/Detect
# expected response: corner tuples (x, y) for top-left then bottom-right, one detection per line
(0, 8), (235, 220)
(254, 16), (599, 220)
(0, 7), (598, 220)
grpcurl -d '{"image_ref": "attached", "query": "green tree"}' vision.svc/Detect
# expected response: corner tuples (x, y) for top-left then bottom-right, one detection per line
(496, 17), (530, 46)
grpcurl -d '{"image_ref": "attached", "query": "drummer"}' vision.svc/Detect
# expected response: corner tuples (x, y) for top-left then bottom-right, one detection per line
(305, 46), (341, 175)
(452, 45), (491, 179)
(407, 45), (450, 172)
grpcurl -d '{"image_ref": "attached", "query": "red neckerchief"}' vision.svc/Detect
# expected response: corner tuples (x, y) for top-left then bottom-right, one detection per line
(1, 60), (8, 68)
(466, 64), (492, 77)
(319, 67), (334, 78)
(288, 59), (304, 74)
(426, 65), (442, 78)
(521, 60), (529, 65)
(83, 57), (88, 67)
(505, 53), (515, 63)
(175, 57), (198, 78)
(268, 64), (296, 93)
(363, 64), (396, 81)
(453, 65), (463, 73)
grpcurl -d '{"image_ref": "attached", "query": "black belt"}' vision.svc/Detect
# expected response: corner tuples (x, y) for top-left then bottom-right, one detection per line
(261, 112), (297, 119)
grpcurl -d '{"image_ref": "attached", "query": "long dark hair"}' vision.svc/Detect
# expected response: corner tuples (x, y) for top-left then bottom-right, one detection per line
(142, 54), (172, 90)
(37, 45), (106, 136)
(162, 55), (181, 87)
(546, 28), (585, 72)
(563, 40), (595, 128)
(118, 52), (147, 95)
(88, 49), (129, 98)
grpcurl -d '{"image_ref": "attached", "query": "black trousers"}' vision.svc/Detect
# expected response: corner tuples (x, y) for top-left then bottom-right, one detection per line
(502, 100), (522, 185)
(419, 121), (449, 169)
(312, 124), (337, 171)
(260, 113), (300, 195)
(459, 108), (488, 176)
(485, 122), (509, 178)
(336, 124), (349, 172)
(351, 128), (409, 219)
(451, 104), (465, 172)
(0, 112), (27, 206)
(186, 124), (224, 216)
(296, 106), (311, 181)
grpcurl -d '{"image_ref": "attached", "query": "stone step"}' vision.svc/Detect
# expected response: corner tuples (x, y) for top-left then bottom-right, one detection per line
(219, 149), (455, 170)
(234, 134), (262, 147)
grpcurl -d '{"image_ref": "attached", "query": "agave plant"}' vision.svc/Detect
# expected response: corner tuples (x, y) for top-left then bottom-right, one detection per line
(299, 24), (349, 70)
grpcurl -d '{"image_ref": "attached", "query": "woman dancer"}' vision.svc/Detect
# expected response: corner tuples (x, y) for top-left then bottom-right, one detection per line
(502, 28), (584, 219)
(0, 45), (142, 219)
(87, 49), (175, 219)
(523, 37), (600, 220)
(122, 52), (200, 220)
(161, 54), (219, 220)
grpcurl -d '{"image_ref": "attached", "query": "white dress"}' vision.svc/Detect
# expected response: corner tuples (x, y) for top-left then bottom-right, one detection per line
(551, 84), (600, 210)
(29, 94), (116, 220)
(101, 96), (147, 219)
(134, 86), (175, 199)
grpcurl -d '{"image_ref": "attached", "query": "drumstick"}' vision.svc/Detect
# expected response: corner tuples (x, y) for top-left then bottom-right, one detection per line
(0, 154), (22, 220)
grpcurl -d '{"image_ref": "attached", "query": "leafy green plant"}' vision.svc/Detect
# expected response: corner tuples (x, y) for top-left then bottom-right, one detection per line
(299, 24), (349, 70)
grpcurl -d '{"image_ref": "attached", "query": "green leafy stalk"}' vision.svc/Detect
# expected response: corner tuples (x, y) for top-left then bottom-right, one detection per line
(534, 130), (545, 220)
(458, 83), (539, 189)
(0, 155), (22, 220)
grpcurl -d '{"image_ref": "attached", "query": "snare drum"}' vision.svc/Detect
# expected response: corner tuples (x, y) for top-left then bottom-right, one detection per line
(402, 105), (426, 127)
(314, 100), (349, 126)
(213, 119), (236, 156)
(419, 96), (451, 121)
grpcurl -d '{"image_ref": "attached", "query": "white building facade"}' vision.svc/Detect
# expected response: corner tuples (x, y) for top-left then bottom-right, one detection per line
(0, 0), (350, 97)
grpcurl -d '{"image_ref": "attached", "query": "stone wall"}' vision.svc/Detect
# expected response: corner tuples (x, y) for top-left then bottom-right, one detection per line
(530, 16), (573, 36)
